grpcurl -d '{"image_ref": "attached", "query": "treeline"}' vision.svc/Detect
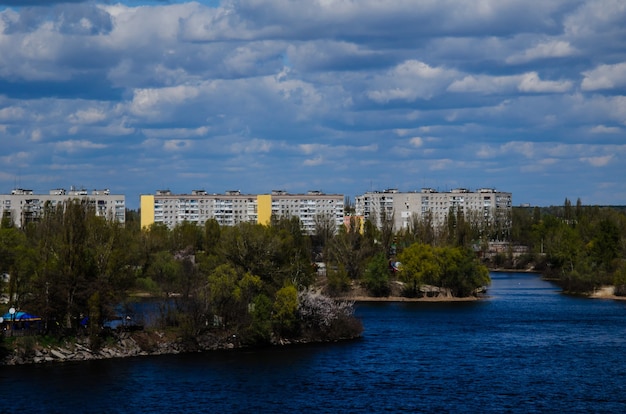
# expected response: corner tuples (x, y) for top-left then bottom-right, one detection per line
(0, 201), (361, 347)
(0, 198), (496, 346)
(509, 199), (626, 293)
(322, 215), (491, 298)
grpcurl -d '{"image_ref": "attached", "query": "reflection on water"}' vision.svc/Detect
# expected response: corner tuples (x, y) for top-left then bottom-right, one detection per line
(3, 272), (626, 413)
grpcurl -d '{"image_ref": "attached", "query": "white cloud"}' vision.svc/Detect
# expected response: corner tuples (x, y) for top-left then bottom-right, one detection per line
(409, 137), (423, 147)
(518, 72), (572, 93)
(163, 139), (192, 151)
(130, 85), (201, 118)
(368, 60), (458, 103)
(495, 141), (536, 158)
(68, 108), (107, 124)
(31, 129), (43, 142)
(0, 151), (30, 164)
(303, 156), (324, 166)
(581, 155), (614, 167)
(55, 140), (107, 152)
(0, 1), (625, 206)
(229, 138), (272, 154)
(476, 145), (497, 158)
(448, 72), (571, 94)
(590, 125), (621, 134)
(581, 62), (626, 91)
(0, 106), (26, 121)
(429, 159), (453, 171)
(520, 157), (559, 173)
(506, 40), (577, 64)
(143, 127), (210, 139)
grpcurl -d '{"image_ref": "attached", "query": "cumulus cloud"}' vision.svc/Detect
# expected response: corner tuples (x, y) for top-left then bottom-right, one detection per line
(506, 40), (577, 64)
(581, 155), (614, 167)
(68, 108), (107, 124)
(581, 62), (626, 91)
(590, 125), (621, 134)
(368, 60), (458, 103)
(517, 72), (572, 93)
(0, 0), (625, 206)
(55, 139), (107, 152)
(163, 139), (192, 151)
(303, 156), (324, 166)
(448, 72), (572, 94)
(409, 137), (423, 147)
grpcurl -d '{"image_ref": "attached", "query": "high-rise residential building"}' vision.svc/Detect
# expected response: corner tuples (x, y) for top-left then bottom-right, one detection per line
(140, 190), (344, 234)
(0, 187), (126, 228)
(355, 188), (512, 235)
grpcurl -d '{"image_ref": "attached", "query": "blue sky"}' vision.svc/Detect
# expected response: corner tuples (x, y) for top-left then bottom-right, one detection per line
(1, 0), (625, 209)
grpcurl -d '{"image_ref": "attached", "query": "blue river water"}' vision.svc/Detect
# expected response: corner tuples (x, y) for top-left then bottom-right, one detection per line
(3, 272), (626, 413)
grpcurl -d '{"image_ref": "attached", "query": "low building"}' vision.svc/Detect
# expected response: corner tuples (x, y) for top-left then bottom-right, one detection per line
(140, 189), (344, 234)
(0, 187), (125, 228)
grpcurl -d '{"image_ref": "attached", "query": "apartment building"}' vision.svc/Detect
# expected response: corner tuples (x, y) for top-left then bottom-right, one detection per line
(355, 188), (512, 232)
(140, 190), (344, 234)
(0, 187), (126, 228)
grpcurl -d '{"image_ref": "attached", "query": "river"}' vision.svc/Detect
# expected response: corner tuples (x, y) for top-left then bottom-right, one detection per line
(2, 272), (626, 413)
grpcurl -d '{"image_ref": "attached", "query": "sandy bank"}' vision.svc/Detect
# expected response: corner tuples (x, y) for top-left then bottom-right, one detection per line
(588, 286), (626, 301)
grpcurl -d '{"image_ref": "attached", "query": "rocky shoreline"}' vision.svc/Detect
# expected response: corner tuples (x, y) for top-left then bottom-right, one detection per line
(2, 327), (363, 366)
(1, 331), (214, 366)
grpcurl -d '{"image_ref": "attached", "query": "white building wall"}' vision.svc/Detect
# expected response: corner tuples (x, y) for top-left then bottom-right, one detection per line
(355, 188), (512, 234)
(0, 188), (125, 228)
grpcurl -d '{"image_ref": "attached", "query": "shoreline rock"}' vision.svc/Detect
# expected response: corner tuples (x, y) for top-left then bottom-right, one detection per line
(1, 329), (362, 366)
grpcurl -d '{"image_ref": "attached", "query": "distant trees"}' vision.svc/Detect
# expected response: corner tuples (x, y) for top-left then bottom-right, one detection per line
(11, 195), (625, 348)
(397, 243), (489, 297)
(0, 206), (361, 346)
(510, 200), (626, 294)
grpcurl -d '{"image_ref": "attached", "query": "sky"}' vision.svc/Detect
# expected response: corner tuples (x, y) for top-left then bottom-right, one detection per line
(0, 0), (625, 210)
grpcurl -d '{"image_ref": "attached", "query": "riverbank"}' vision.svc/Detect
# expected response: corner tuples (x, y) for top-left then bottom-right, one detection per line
(588, 286), (626, 301)
(331, 279), (484, 303)
(0, 327), (362, 366)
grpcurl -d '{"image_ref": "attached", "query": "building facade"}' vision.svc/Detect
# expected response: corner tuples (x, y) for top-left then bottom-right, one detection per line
(140, 190), (344, 234)
(355, 188), (512, 234)
(0, 187), (126, 228)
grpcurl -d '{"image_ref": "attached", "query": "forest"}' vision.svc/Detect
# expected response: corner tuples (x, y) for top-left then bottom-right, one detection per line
(1, 197), (625, 350)
(508, 199), (626, 294)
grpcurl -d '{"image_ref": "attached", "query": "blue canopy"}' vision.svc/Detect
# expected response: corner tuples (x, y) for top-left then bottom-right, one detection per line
(2, 311), (41, 322)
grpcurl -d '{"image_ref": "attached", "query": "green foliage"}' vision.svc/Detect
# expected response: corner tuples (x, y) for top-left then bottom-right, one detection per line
(273, 284), (298, 334)
(246, 294), (273, 344)
(398, 243), (439, 296)
(0, 201), (366, 347)
(326, 216), (376, 280)
(398, 242), (490, 297)
(363, 253), (391, 296)
(326, 265), (351, 295)
(520, 203), (626, 293)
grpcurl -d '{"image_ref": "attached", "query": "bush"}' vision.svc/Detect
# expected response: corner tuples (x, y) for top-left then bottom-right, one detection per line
(297, 289), (362, 340)
(363, 253), (391, 297)
(326, 265), (351, 295)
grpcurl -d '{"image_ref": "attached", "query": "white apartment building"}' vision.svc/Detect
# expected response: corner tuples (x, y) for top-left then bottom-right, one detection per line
(0, 187), (126, 228)
(141, 190), (344, 234)
(355, 188), (512, 233)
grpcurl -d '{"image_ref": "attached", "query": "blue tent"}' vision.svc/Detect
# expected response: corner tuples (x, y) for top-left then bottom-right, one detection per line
(2, 311), (41, 322)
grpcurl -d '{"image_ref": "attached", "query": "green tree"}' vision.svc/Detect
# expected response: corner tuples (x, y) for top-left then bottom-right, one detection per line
(363, 252), (391, 296)
(273, 284), (298, 335)
(326, 216), (373, 280)
(397, 243), (440, 296)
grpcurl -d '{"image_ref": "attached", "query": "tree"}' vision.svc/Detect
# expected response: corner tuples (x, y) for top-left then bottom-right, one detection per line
(204, 218), (221, 252)
(326, 216), (373, 280)
(363, 253), (391, 296)
(397, 243), (440, 296)
(273, 284), (298, 335)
